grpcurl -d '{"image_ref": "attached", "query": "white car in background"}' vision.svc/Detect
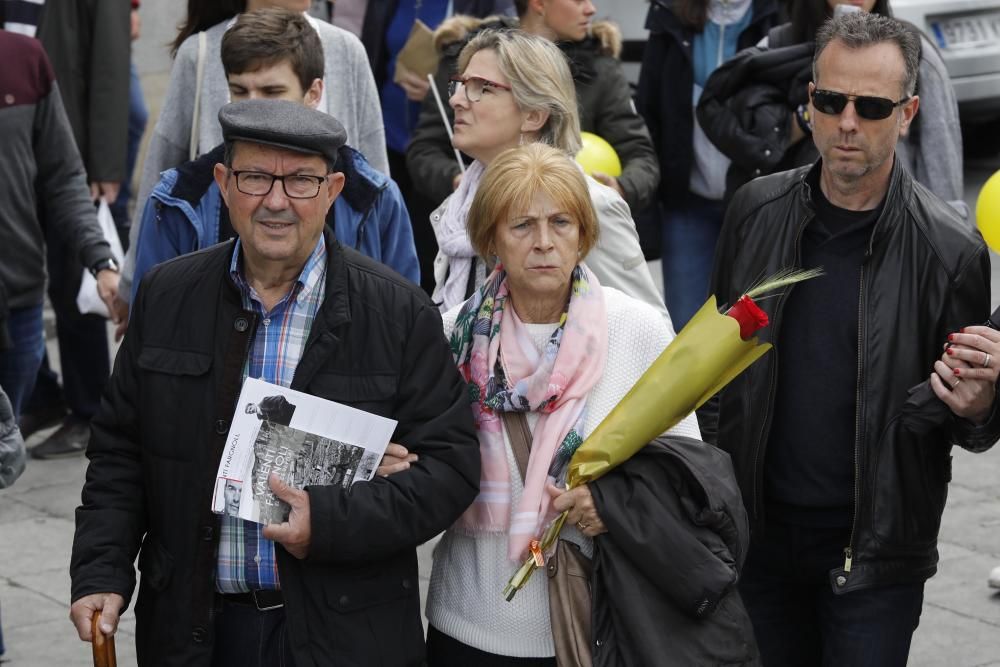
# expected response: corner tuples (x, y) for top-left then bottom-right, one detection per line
(611, 0), (1000, 152)
(893, 0), (1000, 122)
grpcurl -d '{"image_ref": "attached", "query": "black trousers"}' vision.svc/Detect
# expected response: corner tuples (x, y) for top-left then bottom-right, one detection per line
(212, 597), (295, 667)
(26, 221), (110, 419)
(740, 518), (924, 667)
(426, 625), (556, 667)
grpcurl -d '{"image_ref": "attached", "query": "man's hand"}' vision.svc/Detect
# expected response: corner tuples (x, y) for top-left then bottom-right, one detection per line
(377, 442), (418, 477)
(96, 269), (121, 324)
(90, 182), (121, 204)
(930, 326), (1000, 425)
(550, 483), (607, 538)
(262, 473), (311, 559)
(395, 63), (430, 102)
(112, 294), (130, 340)
(70, 592), (125, 642)
(591, 172), (625, 198)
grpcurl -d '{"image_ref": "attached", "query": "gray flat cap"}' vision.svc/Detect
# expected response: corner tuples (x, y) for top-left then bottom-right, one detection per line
(218, 99), (347, 166)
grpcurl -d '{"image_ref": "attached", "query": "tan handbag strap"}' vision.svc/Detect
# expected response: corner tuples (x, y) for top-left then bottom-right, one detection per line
(503, 412), (592, 666)
(501, 411), (532, 482)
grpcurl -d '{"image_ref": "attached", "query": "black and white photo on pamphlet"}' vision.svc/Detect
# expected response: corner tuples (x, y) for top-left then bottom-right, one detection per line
(212, 377), (396, 525)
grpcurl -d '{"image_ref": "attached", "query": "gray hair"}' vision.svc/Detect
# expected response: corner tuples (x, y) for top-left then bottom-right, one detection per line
(457, 29), (582, 155)
(813, 12), (920, 98)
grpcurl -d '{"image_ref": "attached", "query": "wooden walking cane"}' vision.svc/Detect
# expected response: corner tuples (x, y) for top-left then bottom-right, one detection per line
(91, 612), (117, 667)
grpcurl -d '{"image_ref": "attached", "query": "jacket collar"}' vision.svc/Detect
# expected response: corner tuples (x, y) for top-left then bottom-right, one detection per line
(171, 144), (226, 206)
(218, 226), (351, 391)
(315, 226), (352, 330)
(335, 146), (384, 214)
(800, 154), (912, 253)
(221, 226), (352, 331)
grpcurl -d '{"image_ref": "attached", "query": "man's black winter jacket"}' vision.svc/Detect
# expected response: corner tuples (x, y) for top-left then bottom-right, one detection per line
(70, 229), (480, 666)
(701, 160), (1000, 594)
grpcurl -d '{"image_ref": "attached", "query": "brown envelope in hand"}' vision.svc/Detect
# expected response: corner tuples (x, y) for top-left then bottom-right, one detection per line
(393, 19), (439, 82)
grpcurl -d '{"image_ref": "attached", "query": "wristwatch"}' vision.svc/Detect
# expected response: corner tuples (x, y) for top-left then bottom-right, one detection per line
(89, 257), (119, 278)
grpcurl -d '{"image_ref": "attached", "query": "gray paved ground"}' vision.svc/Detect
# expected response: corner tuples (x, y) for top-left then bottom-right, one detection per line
(4, 4), (1000, 664)
(5, 424), (1000, 665)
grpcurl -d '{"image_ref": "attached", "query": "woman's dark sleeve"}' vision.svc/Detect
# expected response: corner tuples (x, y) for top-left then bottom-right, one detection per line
(405, 51), (466, 206)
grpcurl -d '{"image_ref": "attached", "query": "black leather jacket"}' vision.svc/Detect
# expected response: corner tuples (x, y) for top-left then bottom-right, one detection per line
(592, 436), (760, 666)
(700, 159), (1000, 594)
(695, 39), (816, 202)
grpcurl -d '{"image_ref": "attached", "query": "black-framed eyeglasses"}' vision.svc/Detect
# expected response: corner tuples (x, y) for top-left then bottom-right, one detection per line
(231, 170), (329, 199)
(447, 75), (513, 103)
(811, 88), (911, 121)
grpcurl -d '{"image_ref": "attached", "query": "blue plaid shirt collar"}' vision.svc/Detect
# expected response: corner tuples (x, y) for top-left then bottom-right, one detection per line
(229, 236), (327, 312)
(216, 235), (327, 594)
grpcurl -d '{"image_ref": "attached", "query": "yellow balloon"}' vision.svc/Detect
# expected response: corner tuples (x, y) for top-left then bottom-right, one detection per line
(977, 170), (1000, 253)
(575, 132), (622, 178)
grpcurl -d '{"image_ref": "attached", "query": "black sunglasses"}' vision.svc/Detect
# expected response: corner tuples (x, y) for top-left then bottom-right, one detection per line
(811, 89), (910, 121)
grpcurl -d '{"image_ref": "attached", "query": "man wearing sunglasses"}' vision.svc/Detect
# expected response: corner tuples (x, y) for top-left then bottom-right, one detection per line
(700, 11), (999, 666)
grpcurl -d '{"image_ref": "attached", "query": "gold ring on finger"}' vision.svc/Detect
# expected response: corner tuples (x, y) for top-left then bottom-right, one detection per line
(577, 521), (589, 530)
(953, 377), (963, 389)
(984, 353), (992, 368)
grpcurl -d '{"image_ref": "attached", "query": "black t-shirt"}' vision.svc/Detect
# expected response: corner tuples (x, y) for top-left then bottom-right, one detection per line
(764, 180), (883, 524)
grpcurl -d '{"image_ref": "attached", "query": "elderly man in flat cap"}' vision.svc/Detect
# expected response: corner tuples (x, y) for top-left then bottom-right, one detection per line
(67, 99), (480, 667)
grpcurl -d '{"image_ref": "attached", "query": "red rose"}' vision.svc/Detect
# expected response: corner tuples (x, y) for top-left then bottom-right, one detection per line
(727, 295), (769, 340)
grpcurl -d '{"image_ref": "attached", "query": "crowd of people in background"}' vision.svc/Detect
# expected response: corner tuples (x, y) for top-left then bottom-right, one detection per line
(1, 0), (999, 665)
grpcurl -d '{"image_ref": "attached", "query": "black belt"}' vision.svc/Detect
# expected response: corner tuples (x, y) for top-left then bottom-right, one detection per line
(219, 589), (284, 611)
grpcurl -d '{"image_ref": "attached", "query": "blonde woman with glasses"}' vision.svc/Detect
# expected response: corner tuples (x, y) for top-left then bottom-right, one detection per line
(429, 29), (669, 324)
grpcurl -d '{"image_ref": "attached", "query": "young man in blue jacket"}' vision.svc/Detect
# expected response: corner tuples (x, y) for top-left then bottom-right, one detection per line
(126, 9), (418, 313)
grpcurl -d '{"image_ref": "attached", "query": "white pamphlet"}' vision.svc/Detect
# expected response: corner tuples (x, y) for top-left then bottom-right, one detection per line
(212, 377), (396, 525)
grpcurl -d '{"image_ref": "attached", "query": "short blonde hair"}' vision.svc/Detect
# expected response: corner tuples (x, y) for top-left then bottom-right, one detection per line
(457, 29), (582, 155)
(468, 143), (599, 260)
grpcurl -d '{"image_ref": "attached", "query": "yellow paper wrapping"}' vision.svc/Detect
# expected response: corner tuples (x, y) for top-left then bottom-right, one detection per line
(503, 296), (771, 600)
(566, 295), (771, 489)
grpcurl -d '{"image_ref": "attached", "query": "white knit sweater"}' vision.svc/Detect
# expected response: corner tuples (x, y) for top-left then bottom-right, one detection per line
(428, 286), (702, 658)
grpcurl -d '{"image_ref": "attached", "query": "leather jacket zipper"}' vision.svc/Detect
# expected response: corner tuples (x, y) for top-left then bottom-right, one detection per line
(752, 214), (813, 520)
(844, 268), (865, 575)
(844, 237), (874, 579)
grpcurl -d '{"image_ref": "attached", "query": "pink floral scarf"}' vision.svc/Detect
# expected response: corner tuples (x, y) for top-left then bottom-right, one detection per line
(449, 264), (608, 560)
